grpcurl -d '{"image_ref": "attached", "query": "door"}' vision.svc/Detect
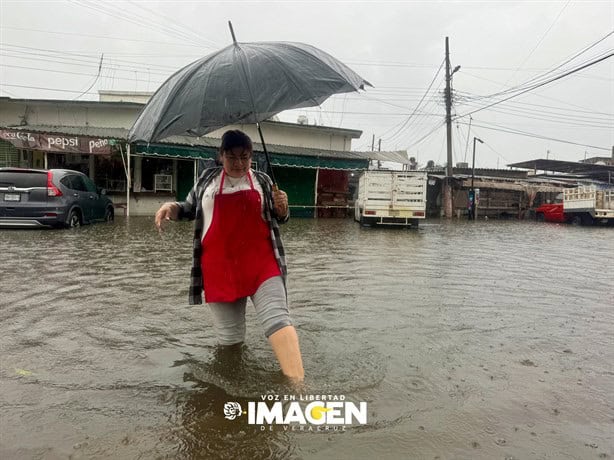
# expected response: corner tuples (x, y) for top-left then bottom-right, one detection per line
(82, 175), (106, 220)
(65, 174), (93, 222)
(176, 159), (194, 201)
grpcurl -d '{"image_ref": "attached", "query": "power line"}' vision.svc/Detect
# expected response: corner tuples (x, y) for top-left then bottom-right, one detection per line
(456, 76), (613, 116)
(0, 63), (168, 85)
(500, 0), (571, 89)
(457, 103), (613, 129)
(457, 120), (610, 151)
(125, 0), (222, 48)
(406, 122), (446, 150)
(0, 26), (205, 47)
(69, 0), (216, 49)
(461, 30), (614, 103)
(455, 51), (614, 119)
(1, 43), (184, 72)
(73, 53), (104, 100)
(471, 127), (511, 166)
(381, 59), (445, 142)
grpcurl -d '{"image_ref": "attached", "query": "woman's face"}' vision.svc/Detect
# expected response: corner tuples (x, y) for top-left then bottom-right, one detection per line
(221, 147), (252, 178)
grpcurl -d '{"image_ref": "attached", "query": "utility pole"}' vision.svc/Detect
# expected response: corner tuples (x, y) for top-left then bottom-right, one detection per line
(443, 37), (460, 218)
(378, 138), (381, 152)
(470, 137), (483, 221)
(371, 134), (375, 151)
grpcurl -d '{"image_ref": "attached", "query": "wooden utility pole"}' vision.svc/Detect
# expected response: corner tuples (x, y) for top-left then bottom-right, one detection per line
(443, 36), (453, 218)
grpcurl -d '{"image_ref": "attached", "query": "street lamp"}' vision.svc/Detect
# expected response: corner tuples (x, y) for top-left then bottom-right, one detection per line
(470, 137), (484, 221)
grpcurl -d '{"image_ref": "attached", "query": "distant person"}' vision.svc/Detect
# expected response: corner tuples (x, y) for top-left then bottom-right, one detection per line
(154, 129), (304, 383)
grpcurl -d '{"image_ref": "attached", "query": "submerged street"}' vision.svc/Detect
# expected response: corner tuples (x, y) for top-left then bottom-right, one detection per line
(1, 218), (612, 459)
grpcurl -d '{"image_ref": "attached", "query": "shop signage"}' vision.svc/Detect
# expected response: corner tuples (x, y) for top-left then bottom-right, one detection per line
(0, 129), (116, 155)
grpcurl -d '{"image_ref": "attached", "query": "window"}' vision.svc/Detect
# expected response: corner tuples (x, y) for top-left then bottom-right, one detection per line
(154, 174), (173, 192)
(68, 175), (88, 191)
(82, 176), (98, 193)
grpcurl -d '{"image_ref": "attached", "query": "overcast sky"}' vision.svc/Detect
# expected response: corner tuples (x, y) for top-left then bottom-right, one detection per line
(1, 0), (612, 168)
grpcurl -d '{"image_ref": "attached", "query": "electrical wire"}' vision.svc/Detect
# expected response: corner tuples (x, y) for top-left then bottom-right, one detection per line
(73, 53), (104, 100)
(457, 120), (610, 151)
(69, 0), (216, 49)
(0, 26), (206, 47)
(381, 59), (445, 143)
(455, 51), (614, 119)
(500, 0), (571, 89)
(455, 74), (613, 116)
(461, 39), (614, 103)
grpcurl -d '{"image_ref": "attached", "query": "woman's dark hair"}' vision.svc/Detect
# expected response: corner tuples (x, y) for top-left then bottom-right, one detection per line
(220, 129), (253, 155)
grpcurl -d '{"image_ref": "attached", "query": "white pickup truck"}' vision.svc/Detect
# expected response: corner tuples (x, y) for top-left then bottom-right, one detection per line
(354, 170), (427, 228)
(563, 186), (614, 225)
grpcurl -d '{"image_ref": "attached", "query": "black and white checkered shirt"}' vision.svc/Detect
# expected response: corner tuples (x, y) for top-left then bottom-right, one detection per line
(176, 166), (289, 305)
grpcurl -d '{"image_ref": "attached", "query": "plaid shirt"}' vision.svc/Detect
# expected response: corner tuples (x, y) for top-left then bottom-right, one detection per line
(176, 166), (289, 305)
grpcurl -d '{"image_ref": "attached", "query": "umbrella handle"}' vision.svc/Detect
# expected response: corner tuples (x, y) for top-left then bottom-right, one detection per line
(256, 122), (277, 187)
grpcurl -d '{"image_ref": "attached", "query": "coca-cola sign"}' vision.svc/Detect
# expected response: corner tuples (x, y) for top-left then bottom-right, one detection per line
(0, 129), (115, 154)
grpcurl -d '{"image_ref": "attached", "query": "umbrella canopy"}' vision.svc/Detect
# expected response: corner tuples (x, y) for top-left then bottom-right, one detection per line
(127, 40), (371, 143)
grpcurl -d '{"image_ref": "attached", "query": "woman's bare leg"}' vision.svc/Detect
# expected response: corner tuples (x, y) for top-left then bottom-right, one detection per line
(268, 325), (304, 381)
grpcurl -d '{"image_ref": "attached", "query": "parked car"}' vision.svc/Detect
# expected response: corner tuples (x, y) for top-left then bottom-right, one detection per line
(0, 168), (114, 228)
(535, 202), (565, 223)
(535, 192), (565, 223)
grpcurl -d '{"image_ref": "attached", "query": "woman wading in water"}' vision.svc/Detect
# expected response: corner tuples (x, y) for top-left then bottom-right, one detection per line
(155, 129), (304, 382)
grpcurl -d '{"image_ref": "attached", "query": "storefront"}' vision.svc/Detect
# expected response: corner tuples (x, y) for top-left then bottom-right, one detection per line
(0, 128), (119, 176)
(134, 141), (370, 218)
(1, 127), (379, 218)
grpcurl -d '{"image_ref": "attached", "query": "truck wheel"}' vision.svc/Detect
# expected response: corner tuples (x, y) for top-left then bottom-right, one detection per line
(581, 215), (594, 226)
(570, 215), (582, 226)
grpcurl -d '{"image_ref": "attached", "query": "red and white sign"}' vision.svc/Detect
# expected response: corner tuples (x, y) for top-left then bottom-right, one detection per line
(0, 129), (115, 155)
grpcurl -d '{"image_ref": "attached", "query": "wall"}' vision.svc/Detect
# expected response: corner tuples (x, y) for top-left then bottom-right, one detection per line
(0, 99), (359, 152)
(98, 91), (153, 104)
(0, 99), (141, 128)
(109, 192), (176, 217)
(209, 122), (355, 151)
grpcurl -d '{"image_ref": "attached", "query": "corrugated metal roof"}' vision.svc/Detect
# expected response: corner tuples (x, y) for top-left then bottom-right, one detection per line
(508, 158), (614, 173)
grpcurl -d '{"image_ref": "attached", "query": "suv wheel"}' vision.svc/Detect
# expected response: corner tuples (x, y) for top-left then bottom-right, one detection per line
(68, 209), (81, 228)
(104, 206), (114, 222)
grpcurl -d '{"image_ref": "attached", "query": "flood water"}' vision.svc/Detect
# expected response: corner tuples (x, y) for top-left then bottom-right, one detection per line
(1, 217), (612, 460)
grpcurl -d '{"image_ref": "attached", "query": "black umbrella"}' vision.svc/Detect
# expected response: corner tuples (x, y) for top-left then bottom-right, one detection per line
(128, 22), (372, 184)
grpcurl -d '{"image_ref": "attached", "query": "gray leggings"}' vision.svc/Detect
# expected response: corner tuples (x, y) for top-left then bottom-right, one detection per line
(208, 276), (292, 345)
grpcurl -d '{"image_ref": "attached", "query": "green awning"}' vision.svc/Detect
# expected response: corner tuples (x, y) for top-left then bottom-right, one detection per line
(269, 153), (367, 170)
(134, 143), (217, 159)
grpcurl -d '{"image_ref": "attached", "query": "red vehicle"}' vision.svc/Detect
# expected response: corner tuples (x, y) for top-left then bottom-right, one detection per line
(535, 202), (565, 223)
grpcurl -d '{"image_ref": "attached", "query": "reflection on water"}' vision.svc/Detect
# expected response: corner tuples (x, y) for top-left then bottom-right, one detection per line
(1, 218), (612, 459)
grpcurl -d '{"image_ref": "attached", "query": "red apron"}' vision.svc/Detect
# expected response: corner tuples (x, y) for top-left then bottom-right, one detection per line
(201, 171), (281, 303)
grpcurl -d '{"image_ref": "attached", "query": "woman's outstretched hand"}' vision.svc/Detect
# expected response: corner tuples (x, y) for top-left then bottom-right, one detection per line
(155, 202), (180, 232)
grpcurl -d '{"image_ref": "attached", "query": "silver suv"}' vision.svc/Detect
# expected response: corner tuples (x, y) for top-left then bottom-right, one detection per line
(0, 168), (115, 228)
